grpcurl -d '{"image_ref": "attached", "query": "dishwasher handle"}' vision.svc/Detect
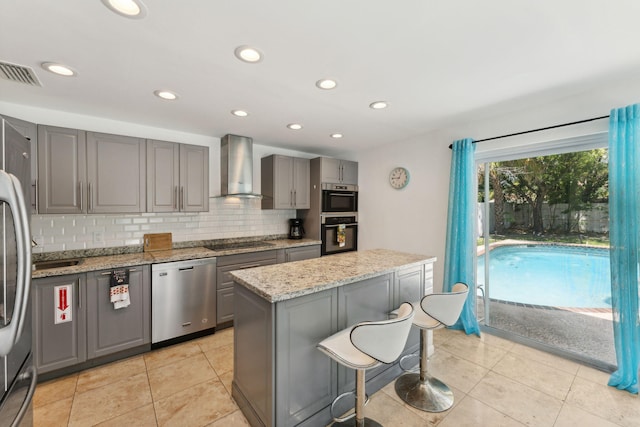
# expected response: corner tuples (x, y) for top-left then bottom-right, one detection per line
(179, 266), (194, 271)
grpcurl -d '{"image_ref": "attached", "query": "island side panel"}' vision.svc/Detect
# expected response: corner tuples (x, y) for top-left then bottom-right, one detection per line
(336, 274), (394, 395)
(395, 264), (426, 358)
(233, 283), (275, 427)
(275, 288), (338, 427)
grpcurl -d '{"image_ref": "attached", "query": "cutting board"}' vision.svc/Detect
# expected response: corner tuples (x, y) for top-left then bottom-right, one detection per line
(143, 233), (172, 252)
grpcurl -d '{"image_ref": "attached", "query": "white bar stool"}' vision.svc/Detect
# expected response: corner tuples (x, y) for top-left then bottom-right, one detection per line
(395, 283), (469, 412)
(317, 302), (415, 427)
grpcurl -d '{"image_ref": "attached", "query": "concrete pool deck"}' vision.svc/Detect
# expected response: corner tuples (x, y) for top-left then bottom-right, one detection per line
(484, 298), (616, 368)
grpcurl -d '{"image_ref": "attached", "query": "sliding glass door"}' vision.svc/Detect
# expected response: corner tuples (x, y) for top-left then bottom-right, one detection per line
(476, 148), (615, 370)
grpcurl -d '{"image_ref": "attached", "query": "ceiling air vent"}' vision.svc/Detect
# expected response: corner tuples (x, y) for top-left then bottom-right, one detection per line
(0, 61), (42, 86)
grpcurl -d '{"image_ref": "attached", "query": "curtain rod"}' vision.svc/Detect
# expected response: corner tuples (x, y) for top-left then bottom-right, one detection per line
(448, 114), (610, 149)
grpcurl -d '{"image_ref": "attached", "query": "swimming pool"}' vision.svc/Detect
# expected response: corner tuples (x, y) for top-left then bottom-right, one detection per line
(477, 244), (611, 308)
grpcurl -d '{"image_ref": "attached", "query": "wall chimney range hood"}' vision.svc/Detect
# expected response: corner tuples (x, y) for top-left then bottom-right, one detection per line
(220, 134), (262, 198)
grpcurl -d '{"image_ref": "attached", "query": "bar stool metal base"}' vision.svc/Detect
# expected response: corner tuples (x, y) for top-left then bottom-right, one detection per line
(332, 418), (383, 427)
(394, 372), (454, 413)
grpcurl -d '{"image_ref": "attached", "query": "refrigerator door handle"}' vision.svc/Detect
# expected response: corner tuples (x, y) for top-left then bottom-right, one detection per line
(0, 170), (31, 357)
(12, 364), (38, 427)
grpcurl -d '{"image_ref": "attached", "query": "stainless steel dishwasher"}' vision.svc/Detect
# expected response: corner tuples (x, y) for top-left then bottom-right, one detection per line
(151, 257), (217, 343)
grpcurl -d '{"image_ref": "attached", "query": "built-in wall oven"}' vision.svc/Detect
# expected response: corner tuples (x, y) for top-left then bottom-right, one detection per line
(321, 214), (358, 255)
(321, 183), (358, 213)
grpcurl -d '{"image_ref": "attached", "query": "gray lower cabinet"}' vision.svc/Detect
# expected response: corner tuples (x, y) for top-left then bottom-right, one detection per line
(276, 245), (321, 263)
(232, 262), (429, 427)
(216, 250), (278, 326)
(33, 274), (87, 374)
(33, 265), (151, 375)
(86, 266), (151, 359)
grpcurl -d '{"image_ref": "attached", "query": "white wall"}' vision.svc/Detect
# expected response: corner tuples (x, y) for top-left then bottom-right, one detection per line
(0, 102), (320, 253)
(355, 73), (640, 292)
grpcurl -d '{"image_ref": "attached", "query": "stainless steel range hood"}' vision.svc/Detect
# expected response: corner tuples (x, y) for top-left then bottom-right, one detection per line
(220, 134), (262, 198)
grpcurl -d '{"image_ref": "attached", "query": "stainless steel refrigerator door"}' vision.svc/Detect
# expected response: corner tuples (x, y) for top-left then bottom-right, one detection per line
(0, 121), (33, 426)
(0, 354), (36, 427)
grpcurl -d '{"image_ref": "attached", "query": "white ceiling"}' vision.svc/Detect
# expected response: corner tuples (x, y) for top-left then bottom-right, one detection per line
(2, 0), (640, 157)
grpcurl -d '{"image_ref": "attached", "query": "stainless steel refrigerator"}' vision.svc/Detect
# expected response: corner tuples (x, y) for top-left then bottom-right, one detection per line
(0, 119), (35, 426)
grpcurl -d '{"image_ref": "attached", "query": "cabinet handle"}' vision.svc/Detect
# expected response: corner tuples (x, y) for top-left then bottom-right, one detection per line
(88, 182), (93, 212)
(174, 186), (178, 210)
(293, 190), (297, 207)
(79, 181), (84, 212)
(78, 281), (81, 309)
(180, 187), (184, 211)
(100, 268), (137, 276)
(34, 179), (39, 213)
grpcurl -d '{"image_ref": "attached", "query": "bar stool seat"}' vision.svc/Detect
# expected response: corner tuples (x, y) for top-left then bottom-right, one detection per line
(317, 302), (415, 427)
(395, 283), (469, 413)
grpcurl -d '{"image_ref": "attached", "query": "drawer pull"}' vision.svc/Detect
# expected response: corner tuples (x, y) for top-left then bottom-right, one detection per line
(182, 322), (192, 327)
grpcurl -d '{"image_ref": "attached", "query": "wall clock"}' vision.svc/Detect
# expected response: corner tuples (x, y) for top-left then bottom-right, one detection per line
(389, 167), (410, 189)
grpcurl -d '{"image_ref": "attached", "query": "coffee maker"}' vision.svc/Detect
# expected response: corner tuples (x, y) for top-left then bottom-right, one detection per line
(289, 218), (305, 239)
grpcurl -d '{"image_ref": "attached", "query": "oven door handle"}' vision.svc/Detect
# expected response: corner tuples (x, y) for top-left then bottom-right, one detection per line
(324, 223), (358, 228)
(328, 192), (356, 197)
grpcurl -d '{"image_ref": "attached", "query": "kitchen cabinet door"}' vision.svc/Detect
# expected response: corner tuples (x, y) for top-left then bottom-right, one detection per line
(278, 245), (321, 263)
(147, 139), (180, 212)
(261, 155), (310, 209)
(339, 160), (358, 185)
(2, 115), (37, 213)
(292, 157), (310, 208)
(32, 275), (87, 374)
(318, 157), (358, 185)
(87, 132), (146, 213)
(86, 266), (151, 359)
(37, 125), (87, 214)
(179, 143), (209, 212)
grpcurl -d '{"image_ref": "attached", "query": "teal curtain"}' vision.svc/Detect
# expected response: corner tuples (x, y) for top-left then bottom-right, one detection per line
(443, 138), (481, 336)
(608, 104), (640, 394)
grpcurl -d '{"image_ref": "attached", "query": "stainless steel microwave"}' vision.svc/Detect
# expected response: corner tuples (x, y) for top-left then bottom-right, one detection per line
(321, 183), (358, 213)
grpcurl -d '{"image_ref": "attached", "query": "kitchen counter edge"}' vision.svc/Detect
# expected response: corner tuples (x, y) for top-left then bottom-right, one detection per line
(230, 249), (437, 303)
(32, 239), (322, 279)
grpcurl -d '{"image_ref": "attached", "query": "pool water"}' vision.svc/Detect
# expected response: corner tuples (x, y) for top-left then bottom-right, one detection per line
(477, 245), (611, 308)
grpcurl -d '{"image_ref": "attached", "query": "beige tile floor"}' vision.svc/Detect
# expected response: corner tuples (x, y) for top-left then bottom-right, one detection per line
(33, 327), (639, 427)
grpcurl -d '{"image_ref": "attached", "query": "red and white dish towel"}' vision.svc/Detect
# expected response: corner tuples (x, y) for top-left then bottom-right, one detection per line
(110, 269), (131, 309)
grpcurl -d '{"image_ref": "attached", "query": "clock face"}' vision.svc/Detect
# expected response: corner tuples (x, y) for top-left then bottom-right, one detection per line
(389, 167), (409, 189)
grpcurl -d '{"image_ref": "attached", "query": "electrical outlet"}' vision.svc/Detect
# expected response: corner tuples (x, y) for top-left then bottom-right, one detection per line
(93, 231), (104, 243)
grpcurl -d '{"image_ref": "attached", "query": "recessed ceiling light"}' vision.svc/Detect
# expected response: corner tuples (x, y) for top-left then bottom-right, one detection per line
(287, 123), (303, 130)
(231, 109), (249, 117)
(41, 62), (76, 77)
(101, 0), (147, 18)
(330, 133), (343, 139)
(154, 90), (178, 100)
(316, 79), (337, 90)
(369, 101), (388, 109)
(234, 46), (263, 63)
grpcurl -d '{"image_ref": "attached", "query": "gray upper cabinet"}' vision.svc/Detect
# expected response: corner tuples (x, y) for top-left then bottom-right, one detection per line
(318, 157), (358, 185)
(2, 115), (38, 213)
(147, 140), (209, 213)
(179, 143), (209, 212)
(261, 155), (310, 209)
(87, 132), (146, 213)
(37, 125), (87, 214)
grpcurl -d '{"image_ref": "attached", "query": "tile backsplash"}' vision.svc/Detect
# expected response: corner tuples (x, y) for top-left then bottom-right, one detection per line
(31, 197), (296, 254)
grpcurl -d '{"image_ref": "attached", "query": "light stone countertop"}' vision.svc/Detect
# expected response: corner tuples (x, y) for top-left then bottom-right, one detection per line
(230, 248), (437, 303)
(32, 238), (321, 279)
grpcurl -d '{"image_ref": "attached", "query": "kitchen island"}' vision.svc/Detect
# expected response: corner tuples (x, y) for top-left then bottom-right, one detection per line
(230, 249), (436, 427)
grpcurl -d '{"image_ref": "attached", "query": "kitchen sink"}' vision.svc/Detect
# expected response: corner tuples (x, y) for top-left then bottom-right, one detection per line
(33, 258), (82, 270)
